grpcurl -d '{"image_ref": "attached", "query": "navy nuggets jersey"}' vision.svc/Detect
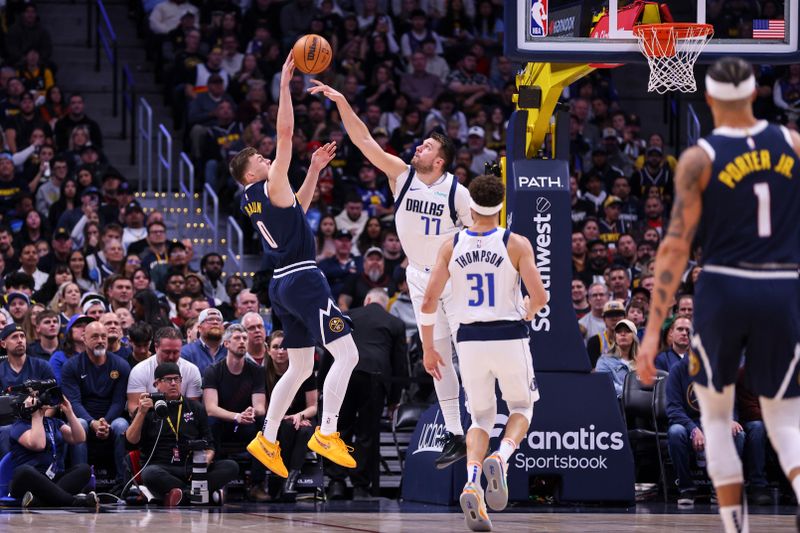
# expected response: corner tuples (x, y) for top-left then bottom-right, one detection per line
(241, 181), (316, 269)
(696, 121), (800, 267)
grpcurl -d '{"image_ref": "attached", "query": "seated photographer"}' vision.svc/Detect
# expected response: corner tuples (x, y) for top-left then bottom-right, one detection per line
(0, 324), (55, 456)
(61, 321), (131, 486)
(126, 327), (202, 415)
(263, 330), (317, 499)
(125, 362), (239, 506)
(9, 393), (98, 508)
(203, 324), (268, 501)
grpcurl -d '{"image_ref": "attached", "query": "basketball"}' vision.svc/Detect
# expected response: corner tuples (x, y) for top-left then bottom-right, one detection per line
(292, 34), (332, 75)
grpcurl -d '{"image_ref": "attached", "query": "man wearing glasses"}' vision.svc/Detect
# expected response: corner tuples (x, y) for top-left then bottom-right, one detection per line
(126, 361), (238, 507)
(126, 327), (202, 415)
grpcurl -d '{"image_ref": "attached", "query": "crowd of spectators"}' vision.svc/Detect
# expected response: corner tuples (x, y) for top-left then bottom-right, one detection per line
(0, 0), (795, 508)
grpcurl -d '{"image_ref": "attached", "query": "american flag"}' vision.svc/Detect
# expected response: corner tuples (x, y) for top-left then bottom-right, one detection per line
(753, 19), (785, 39)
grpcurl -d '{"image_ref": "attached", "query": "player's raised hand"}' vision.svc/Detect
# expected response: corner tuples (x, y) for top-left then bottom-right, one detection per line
(308, 79), (345, 103)
(280, 53), (295, 88)
(310, 141), (337, 171)
(637, 334), (659, 385)
(423, 347), (445, 381)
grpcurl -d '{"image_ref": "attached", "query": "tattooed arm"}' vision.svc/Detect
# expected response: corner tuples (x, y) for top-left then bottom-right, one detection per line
(638, 146), (710, 384)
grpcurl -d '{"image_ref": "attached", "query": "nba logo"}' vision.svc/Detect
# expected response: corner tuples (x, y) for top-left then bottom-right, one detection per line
(530, 0), (548, 37)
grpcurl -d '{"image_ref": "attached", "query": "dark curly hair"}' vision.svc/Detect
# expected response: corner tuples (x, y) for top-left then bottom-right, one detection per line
(468, 174), (505, 209)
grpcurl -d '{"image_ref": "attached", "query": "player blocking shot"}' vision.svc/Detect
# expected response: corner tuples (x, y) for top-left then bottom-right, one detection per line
(421, 175), (547, 532)
(639, 57), (800, 533)
(309, 81), (474, 468)
(229, 53), (359, 478)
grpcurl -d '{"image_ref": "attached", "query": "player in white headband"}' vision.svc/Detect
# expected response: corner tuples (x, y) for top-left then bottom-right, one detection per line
(639, 56), (800, 533)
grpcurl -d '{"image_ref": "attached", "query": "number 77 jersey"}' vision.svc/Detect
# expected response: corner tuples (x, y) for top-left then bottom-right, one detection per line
(449, 228), (527, 324)
(696, 121), (800, 267)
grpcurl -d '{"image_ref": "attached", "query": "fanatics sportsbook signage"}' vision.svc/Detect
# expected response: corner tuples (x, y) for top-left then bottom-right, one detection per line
(402, 111), (634, 504)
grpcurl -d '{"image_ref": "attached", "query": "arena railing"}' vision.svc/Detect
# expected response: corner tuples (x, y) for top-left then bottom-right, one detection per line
(226, 216), (244, 272)
(137, 97), (153, 196)
(178, 152), (195, 215)
(156, 124), (173, 212)
(121, 64), (136, 165)
(687, 104), (701, 147)
(94, 0), (119, 117)
(202, 183), (220, 247)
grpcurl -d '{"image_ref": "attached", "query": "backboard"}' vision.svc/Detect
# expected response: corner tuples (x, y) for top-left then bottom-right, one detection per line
(505, 0), (800, 65)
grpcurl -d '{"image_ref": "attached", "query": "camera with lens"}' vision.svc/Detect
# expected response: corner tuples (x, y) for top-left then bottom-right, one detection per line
(147, 392), (169, 419)
(2, 379), (63, 420)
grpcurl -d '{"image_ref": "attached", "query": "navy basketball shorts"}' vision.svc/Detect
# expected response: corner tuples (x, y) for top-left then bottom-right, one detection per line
(269, 265), (352, 349)
(691, 268), (800, 399)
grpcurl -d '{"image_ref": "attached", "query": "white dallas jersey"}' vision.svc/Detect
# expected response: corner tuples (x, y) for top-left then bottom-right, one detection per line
(393, 166), (473, 270)
(449, 227), (526, 324)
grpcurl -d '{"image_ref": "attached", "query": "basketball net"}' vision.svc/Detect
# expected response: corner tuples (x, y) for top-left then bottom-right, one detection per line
(633, 23), (714, 94)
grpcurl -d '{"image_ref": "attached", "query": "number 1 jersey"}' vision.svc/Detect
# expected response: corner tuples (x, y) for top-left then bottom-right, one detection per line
(697, 121), (800, 267)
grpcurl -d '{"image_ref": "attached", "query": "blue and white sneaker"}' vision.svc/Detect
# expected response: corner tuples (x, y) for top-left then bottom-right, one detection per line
(460, 482), (492, 532)
(482, 454), (508, 511)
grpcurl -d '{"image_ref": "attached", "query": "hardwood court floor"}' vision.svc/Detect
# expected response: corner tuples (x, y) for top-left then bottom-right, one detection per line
(1, 502), (797, 532)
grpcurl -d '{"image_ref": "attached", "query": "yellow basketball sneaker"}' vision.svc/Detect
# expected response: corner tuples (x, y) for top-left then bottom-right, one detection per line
(247, 431), (288, 478)
(307, 427), (357, 468)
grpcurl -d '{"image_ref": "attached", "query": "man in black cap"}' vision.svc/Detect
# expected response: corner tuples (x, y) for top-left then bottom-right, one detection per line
(0, 323), (55, 456)
(38, 227), (74, 274)
(319, 230), (362, 301)
(125, 361), (238, 507)
(122, 200), (146, 251)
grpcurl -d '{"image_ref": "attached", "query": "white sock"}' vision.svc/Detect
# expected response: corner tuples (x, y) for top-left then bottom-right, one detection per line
(263, 419), (281, 443)
(496, 438), (516, 464)
(440, 397), (463, 436)
(467, 461), (482, 485)
(320, 411), (338, 436)
(792, 476), (800, 502)
(720, 504), (748, 533)
(261, 347), (315, 441)
(433, 336), (463, 435)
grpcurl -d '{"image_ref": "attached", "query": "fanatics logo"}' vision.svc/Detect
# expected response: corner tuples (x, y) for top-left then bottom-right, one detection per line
(329, 317), (345, 333)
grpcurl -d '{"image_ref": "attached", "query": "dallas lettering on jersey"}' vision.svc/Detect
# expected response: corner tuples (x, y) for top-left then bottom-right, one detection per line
(404, 198), (444, 217)
(244, 200), (262, 216)
(718, 149), (795, 188)
(453, 249), (505, 269)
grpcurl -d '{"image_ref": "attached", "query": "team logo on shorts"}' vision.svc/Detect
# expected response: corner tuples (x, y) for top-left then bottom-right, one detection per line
(688, 351), (700, 377)
(329, 317), (345, 333)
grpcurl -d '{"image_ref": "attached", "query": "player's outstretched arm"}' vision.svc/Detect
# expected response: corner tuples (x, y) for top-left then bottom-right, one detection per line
(297, 141), (336, 212)
(267, 53), (297, 208)
(420, 239), (454, 381)
(638, 146), (710, 385)
(509, 233), (547, 319)
(308, 80), (407, 193)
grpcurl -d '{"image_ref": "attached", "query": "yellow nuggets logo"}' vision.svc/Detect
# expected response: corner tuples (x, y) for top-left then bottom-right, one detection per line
(688, 352), (700, 377)
(686, 382), (700, 413)
(329, 317), (345, 333)
(110, 370), (120, 380)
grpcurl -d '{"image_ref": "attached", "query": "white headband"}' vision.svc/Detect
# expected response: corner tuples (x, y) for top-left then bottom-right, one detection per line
(705, 74), (756, 101)
(470, 199), (503, 216)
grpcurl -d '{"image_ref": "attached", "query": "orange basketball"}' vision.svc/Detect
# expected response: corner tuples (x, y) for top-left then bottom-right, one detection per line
(292, 34), (333, 75)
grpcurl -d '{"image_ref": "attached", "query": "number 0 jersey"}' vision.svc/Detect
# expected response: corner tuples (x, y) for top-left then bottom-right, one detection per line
(448, 228), (526, 325)
(240, 180), (316, 269)
(696, 121), (800, 267)
(393, 166), (472, 270)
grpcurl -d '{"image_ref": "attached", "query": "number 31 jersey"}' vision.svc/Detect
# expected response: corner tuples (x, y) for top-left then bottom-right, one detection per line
(393, 166), (473, 270)
(697, 121), (800, 267)
(449, 228), (526, 325)
(240, 180), (316, 269)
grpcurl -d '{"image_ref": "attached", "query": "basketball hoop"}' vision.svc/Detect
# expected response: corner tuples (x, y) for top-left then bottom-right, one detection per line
(633, 23), (714, 94)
